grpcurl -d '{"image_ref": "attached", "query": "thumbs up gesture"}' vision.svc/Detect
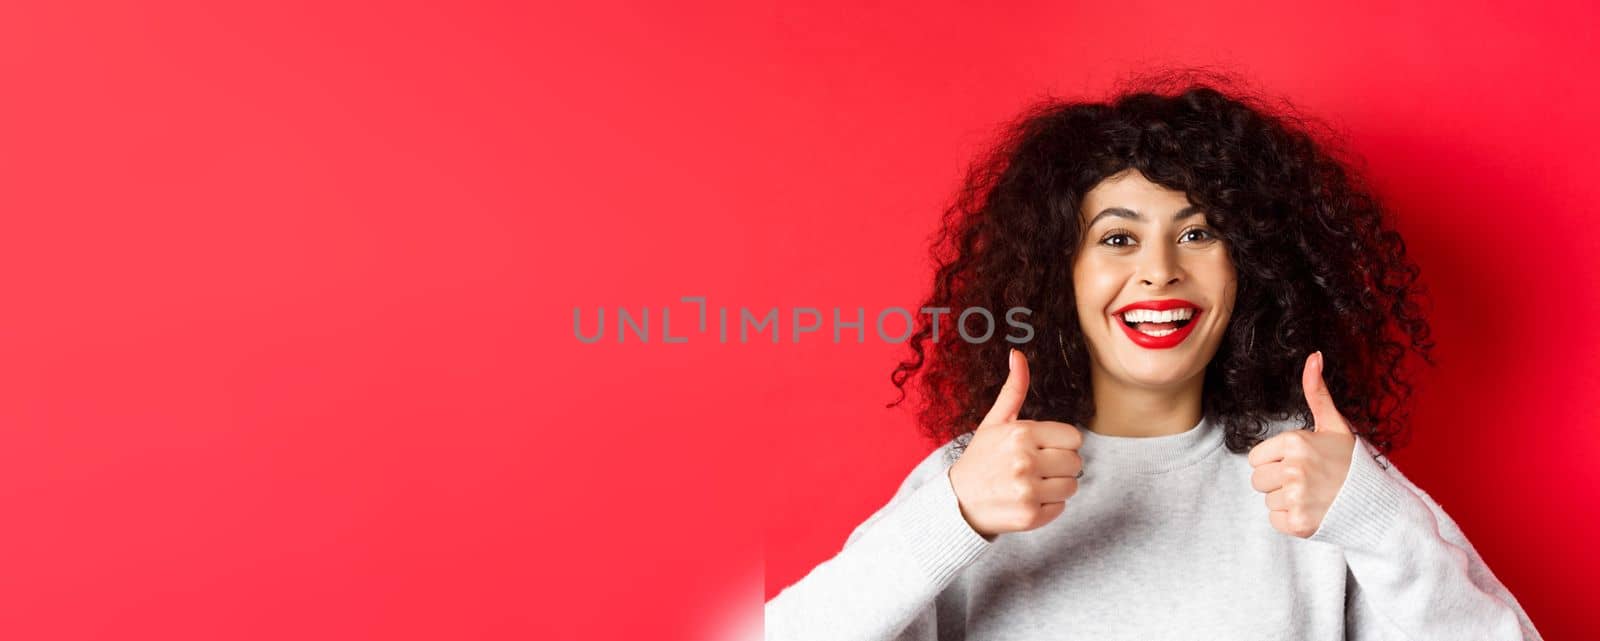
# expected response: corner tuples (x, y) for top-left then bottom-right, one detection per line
(1247, 351), (1359, 538)
(947, 349), (1086, 540)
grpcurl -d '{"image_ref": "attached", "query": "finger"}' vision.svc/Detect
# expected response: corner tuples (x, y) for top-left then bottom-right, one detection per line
(1265, 487), (1292, 511)
(1032, 501), (1066, 527)
(1250, 461), (1288, 493)
(1302, 351), (1351, 434)
(981, 348), (1031, 426)
(1029, 421), (1084, 451)
(1268, 509), (1295, 535)
(1033, 475), (1079, 503)
(1247, 432), (1293, 467)
(1032, 448), (1083, 479)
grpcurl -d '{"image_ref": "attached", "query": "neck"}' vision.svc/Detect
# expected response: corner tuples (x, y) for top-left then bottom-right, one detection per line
(1086, 367), (1204, 438)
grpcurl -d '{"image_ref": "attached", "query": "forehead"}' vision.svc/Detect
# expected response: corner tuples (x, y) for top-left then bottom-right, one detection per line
(1080, 170), (1194, 223)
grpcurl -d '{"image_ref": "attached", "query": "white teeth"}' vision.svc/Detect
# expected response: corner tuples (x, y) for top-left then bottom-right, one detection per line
(1120, 307), (1196, 323)
(1136, 326), (1178, 337)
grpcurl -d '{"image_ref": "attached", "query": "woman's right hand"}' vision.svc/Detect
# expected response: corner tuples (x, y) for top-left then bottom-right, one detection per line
(948, 348), (1085, 540)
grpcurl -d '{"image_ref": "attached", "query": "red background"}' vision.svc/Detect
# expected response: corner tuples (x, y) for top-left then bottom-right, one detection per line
(1, 1), (1595, 639)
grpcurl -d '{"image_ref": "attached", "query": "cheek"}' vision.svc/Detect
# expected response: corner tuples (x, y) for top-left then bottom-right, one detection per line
(1203, 258), (1239, 319)
(1071, 260), (1115, 314)
(1195, 255), (1236, 289)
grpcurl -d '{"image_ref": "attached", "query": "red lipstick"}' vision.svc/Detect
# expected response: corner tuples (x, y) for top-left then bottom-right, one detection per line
(1112, 299), (1203, 350)
(1113, 299), (1201, 314)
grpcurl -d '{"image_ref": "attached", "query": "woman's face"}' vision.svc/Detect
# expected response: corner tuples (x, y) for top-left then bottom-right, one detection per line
(1072, 169), (1237, 391)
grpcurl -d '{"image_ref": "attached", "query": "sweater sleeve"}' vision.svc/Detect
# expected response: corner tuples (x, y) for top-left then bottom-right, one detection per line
(1308, 436), (1544, 641)
(764, 441), (994, 641)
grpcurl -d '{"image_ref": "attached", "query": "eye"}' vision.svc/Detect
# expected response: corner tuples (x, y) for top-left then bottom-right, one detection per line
(1099, 229), (1137, 248)
(1181, 227), (1219, 243)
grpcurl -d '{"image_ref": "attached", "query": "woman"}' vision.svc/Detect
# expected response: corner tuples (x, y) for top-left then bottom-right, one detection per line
(764, 74), (1543, 640)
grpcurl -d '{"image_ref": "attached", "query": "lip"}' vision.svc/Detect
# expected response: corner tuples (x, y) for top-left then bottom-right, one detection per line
(1112, 299), (1204, 350)
(1113, 299), (1201, 314)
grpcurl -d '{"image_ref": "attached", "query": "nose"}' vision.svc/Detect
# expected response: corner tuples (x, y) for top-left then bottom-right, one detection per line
(1138, 244), (1184, 287)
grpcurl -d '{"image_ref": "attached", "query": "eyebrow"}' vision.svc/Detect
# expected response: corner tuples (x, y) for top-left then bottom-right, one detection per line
(1087, 205), (1202, 227)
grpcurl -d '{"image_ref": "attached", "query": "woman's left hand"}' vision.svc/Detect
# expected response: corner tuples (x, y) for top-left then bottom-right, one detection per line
(1247, 351), (1358, 538)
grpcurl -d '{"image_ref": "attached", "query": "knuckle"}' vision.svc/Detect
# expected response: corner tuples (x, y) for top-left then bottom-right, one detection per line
(1013, 482), (1035, 504)
(1288, 512), (1312, 536)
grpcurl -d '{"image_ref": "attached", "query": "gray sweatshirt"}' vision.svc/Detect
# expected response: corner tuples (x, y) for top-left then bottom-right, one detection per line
(764, 415), (1543, 640)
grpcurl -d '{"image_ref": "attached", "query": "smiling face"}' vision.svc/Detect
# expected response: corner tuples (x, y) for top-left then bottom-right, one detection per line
(1072, 169), (1237, 392)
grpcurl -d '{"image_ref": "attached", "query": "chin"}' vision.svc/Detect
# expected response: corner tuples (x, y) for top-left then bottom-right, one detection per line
(1121, 371), (1195, 390)
(1113, 356), (1205, 387)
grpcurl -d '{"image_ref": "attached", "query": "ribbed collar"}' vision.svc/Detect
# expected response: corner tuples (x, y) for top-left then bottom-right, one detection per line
(1078, 414), (1224, 475)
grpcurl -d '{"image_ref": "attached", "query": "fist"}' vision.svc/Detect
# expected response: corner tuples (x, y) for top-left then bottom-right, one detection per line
(948, 349), (1085, 540)
(1247, 351), (1358, 538)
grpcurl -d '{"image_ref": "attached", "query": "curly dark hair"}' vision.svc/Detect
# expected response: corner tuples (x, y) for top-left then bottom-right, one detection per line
(888, 69), (1436, 460)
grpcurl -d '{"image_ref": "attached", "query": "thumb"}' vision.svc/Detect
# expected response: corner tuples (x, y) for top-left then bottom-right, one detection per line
(1302, 351), (1349, 434)
(981, 348), (1030, 426)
